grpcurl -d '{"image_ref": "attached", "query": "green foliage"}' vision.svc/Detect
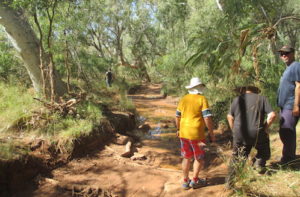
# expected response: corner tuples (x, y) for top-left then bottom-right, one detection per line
(46, 118), (94, 139)
(77, 101), (103, 122)
(0, 83), (39, 131)
(0, 81), (102, 138)
(30, 100), (103, 138)
(0, 139), (29, 160)
(105, 77), (136, 112)
(2, 0), (299, 100)
(0, 3), (299, 196)
(231, 160), (300, 197)
(153, 50), (187, 94)
(115, 66), (140, 81)
(211, 99), (231, 126)
(0, 33), (30, 86)
(0, 42), (17, 81)
(119, 94), (135, 112)
(228, 156), (257, 188)
(227, 128), (300, 196)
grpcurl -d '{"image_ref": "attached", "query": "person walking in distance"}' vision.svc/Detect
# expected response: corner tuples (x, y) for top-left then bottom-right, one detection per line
(277, 45), (300, 164)
(105, 68), (113, 87)
(226, 86), (276, 188)
(175, 77), (215, 190)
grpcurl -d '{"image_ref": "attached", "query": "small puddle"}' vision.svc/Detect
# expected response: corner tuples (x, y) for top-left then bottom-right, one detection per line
(136, 115), (146, 125)
(136, 114), (178, 143)
(137, 116), (177, 139)
(147, 126), (177, 139)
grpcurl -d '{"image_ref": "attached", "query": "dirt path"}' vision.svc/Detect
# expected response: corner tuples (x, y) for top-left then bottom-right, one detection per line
(17, 83), (232, 197)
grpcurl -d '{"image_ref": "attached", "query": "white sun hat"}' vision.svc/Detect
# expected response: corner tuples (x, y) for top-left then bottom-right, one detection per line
(185, 77), (205, 89)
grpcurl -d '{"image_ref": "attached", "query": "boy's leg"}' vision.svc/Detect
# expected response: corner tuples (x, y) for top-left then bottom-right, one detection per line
(254, 137), (270, 169)
(191, 139), (205, 178)
(189, 159), (206, 189)
(193, 158), (204, 180)
(180, 138), (193, 189)
(189, 140), (206, 189)
(182, 158), (192, 180)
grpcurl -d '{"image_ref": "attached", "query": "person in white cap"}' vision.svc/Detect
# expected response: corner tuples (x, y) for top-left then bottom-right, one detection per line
(175, 77), (215, 190)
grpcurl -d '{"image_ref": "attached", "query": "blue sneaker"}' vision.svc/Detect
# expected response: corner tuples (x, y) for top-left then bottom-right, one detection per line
(189, 178), (207, 189)
(182, 179), (191, 190)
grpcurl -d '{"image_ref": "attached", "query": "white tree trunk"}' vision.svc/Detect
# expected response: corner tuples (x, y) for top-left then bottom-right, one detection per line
(216, 0), (223, 11)
(0, 3), (67, 96)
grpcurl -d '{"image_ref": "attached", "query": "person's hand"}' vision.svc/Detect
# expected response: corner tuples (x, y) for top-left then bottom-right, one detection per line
(198, 141), (207, 147)
(176, 130), (179, 138)
(292, 105), (300, 117)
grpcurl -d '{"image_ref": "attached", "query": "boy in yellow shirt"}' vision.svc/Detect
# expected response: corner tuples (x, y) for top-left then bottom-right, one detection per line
(176, 77), (215, 189)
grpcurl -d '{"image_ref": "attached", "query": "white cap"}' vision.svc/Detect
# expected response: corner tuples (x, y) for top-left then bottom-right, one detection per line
(185, 77), (205, 89)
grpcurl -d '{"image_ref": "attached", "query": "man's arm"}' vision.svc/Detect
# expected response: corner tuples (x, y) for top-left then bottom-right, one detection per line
(204, 116), (215, 142)
(293, 81), (300, 116)
(227, 114), (234, 130)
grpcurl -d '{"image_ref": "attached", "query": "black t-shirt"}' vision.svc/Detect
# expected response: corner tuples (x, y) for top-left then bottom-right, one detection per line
(228, 93), (273, 145)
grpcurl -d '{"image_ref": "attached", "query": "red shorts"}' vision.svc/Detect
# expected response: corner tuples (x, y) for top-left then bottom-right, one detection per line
(180, 138), (205, 160)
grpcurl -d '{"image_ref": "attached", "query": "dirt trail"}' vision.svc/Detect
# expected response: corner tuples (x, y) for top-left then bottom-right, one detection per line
(17, 83), (232, 197)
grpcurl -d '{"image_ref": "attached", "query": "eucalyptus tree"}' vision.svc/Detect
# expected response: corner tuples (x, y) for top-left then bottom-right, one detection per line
(148, 0), (191, 88)
(74, 0), (115, 60)
(0, 0), (67, 100)
(187, 0), (300, 85)
(50, 0), (103, 89)
(125, 0), (163, 81)
(275, 0), (300, 47)
(72, 0), (156, 82)
(76, 0), (132, 67)
(155, 0), (189, 52)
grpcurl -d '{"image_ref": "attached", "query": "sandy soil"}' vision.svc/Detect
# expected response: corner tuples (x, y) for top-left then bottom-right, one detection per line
(16, 83), (232, 197)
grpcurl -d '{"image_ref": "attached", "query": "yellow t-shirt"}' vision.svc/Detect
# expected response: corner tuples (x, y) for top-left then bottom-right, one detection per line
(176, 94), (211, 140)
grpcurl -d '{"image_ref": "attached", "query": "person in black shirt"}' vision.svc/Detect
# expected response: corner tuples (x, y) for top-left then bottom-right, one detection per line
(105, 68), (113, 87)
(226, 86), (276, 188)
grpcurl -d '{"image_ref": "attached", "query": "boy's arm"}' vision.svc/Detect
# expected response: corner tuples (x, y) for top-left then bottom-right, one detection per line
(204, 116), (215, 142)
(175, 116), (181, 137)
(265, 111), (276, 130)
(227, 114), (234, 130)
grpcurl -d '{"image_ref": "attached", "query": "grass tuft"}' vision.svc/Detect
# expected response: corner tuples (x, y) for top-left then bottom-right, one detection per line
(0, 83), (39, 131)
(228, 127), (300, 197)
(0, 139), (30, 160)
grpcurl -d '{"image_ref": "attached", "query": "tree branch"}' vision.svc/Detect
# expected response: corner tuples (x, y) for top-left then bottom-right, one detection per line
(273, 16), (300, 27)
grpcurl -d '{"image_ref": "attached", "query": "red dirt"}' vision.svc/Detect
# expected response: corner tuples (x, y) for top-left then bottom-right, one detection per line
(16, 83), (232, 197)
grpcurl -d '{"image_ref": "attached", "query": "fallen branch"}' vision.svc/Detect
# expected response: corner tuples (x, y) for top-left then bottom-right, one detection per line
(33, 94), (83, 117)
